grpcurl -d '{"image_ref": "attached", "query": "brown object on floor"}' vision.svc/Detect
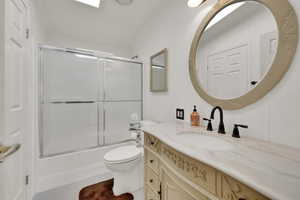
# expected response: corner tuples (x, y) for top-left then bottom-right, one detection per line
(79, 179), (134, 200)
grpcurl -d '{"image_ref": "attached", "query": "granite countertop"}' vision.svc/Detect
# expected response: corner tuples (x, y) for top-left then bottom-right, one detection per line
(142, 121), (300, 200)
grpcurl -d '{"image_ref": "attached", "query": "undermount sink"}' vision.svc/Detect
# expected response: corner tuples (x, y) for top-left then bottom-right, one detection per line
(167, 131), (233, 151)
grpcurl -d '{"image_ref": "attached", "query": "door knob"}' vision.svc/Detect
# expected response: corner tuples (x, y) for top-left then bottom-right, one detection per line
(0, 144), (21, 163)
(250, 81), (258, 86)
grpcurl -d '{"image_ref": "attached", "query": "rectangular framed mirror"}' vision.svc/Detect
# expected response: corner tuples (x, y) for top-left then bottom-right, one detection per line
(150, 48), (168, 92)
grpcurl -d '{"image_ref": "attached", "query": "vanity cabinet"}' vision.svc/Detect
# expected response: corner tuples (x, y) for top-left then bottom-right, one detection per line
(144, 132), (270, 200)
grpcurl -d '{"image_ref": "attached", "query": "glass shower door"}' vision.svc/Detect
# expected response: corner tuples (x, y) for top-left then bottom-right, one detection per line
(39, 47), (143, 157)
(104, 59), (142, 101)
(103, 59), (142, 144)
(41, 49), (103, 156)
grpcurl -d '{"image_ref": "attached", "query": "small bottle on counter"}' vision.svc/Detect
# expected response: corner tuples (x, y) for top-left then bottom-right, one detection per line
(190, 105), (200, 127)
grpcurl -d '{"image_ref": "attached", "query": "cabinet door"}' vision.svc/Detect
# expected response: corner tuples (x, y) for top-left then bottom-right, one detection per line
(161, 167), (209, 200)
(42, 103), (98, 156)
(104, 60), (142, 101)
(43, 50), (101, 102)
(104, 102), (141, 144)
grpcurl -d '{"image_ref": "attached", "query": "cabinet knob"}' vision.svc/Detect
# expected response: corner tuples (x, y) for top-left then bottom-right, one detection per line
(150, 159), (154, 163)
(150, 142), (154, 145)
(149, 179), (153, 183)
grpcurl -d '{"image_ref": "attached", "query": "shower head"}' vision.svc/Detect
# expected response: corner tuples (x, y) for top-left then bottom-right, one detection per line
(115, 0), (133, 5)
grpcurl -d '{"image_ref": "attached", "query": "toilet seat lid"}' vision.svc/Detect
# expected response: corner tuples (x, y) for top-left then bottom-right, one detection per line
(104, 145), (141, 163)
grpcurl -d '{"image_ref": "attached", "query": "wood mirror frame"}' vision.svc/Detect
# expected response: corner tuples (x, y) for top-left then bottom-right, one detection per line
(151, 48), (168, 92)
(189, 0), (298, 110)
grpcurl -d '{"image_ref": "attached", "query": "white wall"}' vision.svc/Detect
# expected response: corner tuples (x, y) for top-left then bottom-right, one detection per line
(31, 5), (134, 58)
(29, 9), (133, 58)
(133, 0), (300, 149)
(40, 31), (134, 58)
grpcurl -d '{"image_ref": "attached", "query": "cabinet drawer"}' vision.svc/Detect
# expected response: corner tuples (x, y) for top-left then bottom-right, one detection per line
(146, 186), (159, 200)
(220, 174), (270, 200)
(145, 149), (159, 173)
(145, 133), (161, 153)
(146, 167), (160, 192)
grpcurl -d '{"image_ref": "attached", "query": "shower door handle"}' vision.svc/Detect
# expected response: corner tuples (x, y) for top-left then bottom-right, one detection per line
(103, 109), (106, 132)
(51, 101), (95, 104)
(65, 101), (95, 104)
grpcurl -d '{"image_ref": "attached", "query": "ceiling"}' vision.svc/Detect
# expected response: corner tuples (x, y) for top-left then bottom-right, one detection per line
(33, 0), (164, 51)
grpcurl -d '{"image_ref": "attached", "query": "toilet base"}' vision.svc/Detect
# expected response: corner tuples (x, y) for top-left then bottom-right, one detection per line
(112, 161), (142, 196)
(132, 188), (144, 200)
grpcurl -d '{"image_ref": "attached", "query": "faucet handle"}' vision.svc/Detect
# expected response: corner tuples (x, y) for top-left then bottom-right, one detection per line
(203, 118), (213, 131)
(232, 124), (248, 138)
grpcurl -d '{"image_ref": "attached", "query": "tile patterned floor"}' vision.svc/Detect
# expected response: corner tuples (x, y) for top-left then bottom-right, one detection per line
(79, 179), (134, 200)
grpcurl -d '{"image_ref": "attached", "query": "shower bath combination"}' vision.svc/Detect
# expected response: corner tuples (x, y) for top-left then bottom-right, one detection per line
(38, 45), (143, 158)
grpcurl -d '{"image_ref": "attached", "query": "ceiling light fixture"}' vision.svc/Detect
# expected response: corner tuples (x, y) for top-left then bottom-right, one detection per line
(205, 2), (245, 30)
(74, 0), (101, 8)
(115, 0), (133, 6)
(187, 0), (205, 8)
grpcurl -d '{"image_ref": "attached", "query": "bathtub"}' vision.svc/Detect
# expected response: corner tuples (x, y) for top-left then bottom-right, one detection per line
(35, 141), (135, 193)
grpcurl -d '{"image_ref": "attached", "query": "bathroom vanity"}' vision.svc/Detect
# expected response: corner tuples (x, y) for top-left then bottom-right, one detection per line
(143, 122), (300, 200)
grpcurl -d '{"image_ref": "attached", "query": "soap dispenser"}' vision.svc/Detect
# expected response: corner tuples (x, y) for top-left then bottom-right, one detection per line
(191, 105), (200, 127)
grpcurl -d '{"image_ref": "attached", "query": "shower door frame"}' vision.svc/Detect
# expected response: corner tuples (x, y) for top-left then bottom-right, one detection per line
(38, 45), (144, 158)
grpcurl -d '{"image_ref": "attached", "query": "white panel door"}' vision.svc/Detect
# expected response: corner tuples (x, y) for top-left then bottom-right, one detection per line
(104, 102), (142, 144)
(207, 45), (248, 99)
(43, 50), (101, 102)
(42, 102), (99, 156)
(261, 31), (278, 78)
(0, 0), (27, 200)
(104, 60), (142, 101)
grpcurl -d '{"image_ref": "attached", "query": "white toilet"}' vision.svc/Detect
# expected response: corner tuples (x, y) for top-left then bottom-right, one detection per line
(104, 145), (143, 197)
(104, 120), (157, 198)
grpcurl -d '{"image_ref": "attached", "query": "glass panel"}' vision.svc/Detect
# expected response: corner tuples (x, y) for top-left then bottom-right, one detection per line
(104, 101), (142, 144)
(104, 60), (142, 101)
(42, 49), (101, 102)
(42, 103), (98, 156)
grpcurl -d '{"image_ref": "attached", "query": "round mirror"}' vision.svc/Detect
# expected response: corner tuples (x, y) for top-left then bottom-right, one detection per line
(189, 0), (298, 109)
(198, 1), (277, 99)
